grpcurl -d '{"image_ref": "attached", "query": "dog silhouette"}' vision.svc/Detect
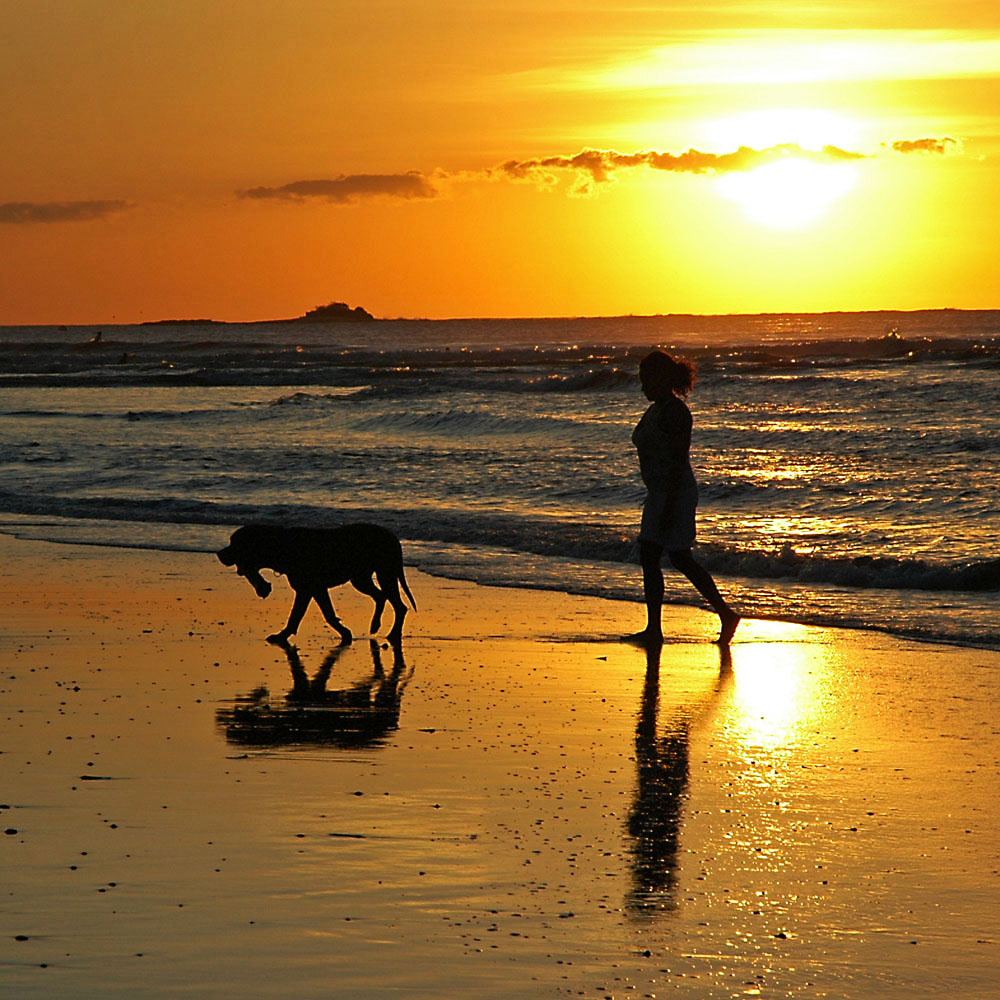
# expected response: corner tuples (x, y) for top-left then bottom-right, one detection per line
(217, 523), (416, 644)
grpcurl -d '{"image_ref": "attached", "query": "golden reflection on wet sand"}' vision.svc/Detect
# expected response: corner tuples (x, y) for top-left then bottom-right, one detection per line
(1, 538), (998, 1000)
(727, 623), (828, 750)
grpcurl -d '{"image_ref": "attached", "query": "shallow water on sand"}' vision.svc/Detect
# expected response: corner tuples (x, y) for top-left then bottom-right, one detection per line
(2, 541), (997, 998)
(2, 311), (999, 650)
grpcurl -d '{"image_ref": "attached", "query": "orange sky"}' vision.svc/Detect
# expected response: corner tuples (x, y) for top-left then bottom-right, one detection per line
(2, 1), (999, 323)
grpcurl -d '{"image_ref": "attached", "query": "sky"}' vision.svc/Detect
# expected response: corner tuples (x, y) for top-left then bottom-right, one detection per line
(2, 1), (999, 323)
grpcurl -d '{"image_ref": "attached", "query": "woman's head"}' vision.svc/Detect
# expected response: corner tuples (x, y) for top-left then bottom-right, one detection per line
(638, 350), (696, 399)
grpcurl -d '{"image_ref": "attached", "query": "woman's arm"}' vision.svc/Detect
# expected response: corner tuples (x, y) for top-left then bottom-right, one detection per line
(656, 397), (692, 465)
(653, 398), (693, 527)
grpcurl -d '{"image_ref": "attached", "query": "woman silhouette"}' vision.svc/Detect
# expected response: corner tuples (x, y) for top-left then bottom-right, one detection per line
(627, 350), (740, 645)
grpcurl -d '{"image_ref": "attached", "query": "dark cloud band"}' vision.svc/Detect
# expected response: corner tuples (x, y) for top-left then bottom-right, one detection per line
(238, 172), (437, 202)
(239, 136), (960, 205)
(0, 200), (129, 224)
(492, 143), (869, 185)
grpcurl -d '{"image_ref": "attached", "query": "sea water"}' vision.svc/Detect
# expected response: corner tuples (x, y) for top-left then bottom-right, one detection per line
(1, 310), (997, 649)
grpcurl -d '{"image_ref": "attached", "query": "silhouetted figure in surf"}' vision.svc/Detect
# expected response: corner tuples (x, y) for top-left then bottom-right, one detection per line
(626, 350), (740, 646)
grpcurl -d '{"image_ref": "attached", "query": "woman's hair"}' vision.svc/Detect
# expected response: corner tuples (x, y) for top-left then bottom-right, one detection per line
(639, 349), (697, 396)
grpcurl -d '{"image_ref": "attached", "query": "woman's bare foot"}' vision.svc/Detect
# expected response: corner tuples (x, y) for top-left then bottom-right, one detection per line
(716, 610), (741, 645)
(622, 628), (663, 647)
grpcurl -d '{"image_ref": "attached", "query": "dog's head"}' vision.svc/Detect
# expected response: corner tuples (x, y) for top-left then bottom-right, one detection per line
(217, 526), (273, 599)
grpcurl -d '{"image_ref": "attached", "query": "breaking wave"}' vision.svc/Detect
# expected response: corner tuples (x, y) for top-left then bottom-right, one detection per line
(0, 490), (995, 595)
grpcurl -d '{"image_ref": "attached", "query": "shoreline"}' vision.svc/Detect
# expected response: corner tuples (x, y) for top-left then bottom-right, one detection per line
(2, 533), (998, 998)
(0, 524), (996, 654)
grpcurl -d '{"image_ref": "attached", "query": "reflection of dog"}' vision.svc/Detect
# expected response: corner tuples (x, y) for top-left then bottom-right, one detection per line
(217, 640), (412, 748)
(217, 523), (416, 644)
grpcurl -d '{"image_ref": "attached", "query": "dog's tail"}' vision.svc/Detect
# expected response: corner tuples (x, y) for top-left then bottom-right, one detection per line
(399, 568), (417, 611)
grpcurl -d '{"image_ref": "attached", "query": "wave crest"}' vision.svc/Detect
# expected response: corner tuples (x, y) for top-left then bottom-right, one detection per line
(1, 491), (995, 595)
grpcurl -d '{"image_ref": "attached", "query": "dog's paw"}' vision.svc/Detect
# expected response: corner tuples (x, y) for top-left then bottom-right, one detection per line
(266, 632), (292, 646)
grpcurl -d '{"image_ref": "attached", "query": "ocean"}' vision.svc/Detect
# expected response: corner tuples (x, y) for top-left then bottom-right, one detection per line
(1, 309), (997, 649)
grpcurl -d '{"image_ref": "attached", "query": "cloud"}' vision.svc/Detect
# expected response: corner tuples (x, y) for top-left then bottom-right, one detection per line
(0, 200), (130, 224)
(890, 136), (960, 154)
(242, 136), (958, 207)
(238, 171), (437, 202)
(245, 147), (868, 206)
(487, 143), (870, 195)
(646, 143), (869, 173)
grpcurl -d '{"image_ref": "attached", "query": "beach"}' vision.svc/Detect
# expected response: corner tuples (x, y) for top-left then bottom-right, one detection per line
(6, 0), (1000, 994)
(3, 314), (998, 651)
(2, 532), (998, 999)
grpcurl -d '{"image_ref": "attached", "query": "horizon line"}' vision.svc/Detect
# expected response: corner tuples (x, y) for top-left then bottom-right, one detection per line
(3, 304), (998, 328)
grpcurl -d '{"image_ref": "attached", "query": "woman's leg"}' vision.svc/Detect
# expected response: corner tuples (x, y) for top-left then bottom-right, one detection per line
(641, 541), (665, 636)
(667, 549), (740, 644)
(624, 540), (666, 644)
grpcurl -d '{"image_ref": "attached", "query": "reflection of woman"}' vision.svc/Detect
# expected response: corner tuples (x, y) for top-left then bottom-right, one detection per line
(627, 645), (689, 917)
(626, 643), (732, 918)
(628, 350), (740, 645)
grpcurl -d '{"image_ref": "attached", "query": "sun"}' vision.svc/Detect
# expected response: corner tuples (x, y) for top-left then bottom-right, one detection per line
(704, 107), (861, 229)
(715, 157), (858, 229)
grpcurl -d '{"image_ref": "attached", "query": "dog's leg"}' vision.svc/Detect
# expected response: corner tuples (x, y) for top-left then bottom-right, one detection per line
(313, 589), (353, 643)
(351, 574), (387, 634)
(267, 590), (312, 645)
(374, 571), (408, 644)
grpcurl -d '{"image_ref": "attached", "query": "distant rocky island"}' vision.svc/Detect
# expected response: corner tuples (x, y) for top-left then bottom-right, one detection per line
(292, 301), (375, 323)
(142, 301), (375, 325)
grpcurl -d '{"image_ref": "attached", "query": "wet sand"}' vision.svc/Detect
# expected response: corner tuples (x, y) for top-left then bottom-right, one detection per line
(2, 533), (998, 999)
